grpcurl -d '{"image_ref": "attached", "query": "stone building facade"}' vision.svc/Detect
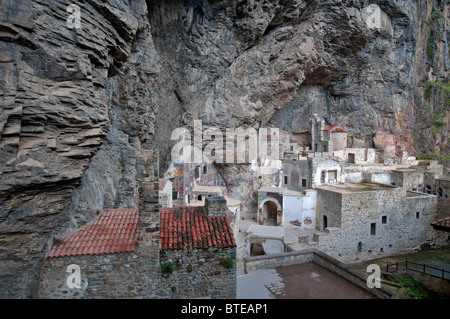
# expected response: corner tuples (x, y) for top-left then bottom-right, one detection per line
(314, 183), (448, 263)
(159, 196), (237, 298)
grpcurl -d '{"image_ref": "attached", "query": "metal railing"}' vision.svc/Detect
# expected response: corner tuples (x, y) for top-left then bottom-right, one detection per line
(385, 260), (450, 280)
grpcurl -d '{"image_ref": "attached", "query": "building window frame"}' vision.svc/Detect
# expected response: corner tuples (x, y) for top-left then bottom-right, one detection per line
(370, 223), (376, 236)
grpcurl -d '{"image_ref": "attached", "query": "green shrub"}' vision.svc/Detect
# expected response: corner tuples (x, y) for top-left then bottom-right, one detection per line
(161, 262), (174, 274)
(220, 256), (234, 269)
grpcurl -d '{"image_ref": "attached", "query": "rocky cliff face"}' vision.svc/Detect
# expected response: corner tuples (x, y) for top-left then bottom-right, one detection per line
(0, 0), (448, 298)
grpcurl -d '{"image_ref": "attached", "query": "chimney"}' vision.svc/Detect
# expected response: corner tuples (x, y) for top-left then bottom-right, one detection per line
(204, 195), (228, 217)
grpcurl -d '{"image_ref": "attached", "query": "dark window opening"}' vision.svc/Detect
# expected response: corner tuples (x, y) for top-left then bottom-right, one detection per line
(203, 166), (207, 174)
(370, 223), (376, 236)
(381, 216), (387, 224)
(302, 179), (307, 187)
(320, 170), (326, 183)
(284, 176), (288, 184)
(195, 166), (200, 179)
(172, 191), (178, 200)
(348, 153), (355, 163)
(416, 212), (420, 219)
(357, 242), (363, 252)
(197, 194), (202, 201)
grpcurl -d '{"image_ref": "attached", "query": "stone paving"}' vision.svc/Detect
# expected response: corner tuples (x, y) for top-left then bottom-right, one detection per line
(237, 263), (376, 299)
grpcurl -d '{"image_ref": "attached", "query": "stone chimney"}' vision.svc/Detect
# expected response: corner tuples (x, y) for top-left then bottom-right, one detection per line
(204, 195), (228, 217)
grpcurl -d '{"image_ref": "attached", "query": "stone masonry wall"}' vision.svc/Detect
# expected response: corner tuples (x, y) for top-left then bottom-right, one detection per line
(38, 252), (169, 299)
(316, 187), (447, 263)
(159, 247), (236, 299)
(316, 188), (342, 230)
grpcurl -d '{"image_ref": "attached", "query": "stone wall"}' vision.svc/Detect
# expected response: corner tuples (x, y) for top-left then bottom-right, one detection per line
(159, 247), (236, 299)
(316, 188), (342, 230)
(330, 132), (348, 151)
(315, 185), (448, 263)
(205, 195), (228, 217)
(282, 159), (310, 189)
(38, 252), (166, 299)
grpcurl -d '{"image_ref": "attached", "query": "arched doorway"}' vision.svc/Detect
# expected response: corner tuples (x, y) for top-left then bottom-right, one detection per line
(323, 215), (328, 231)
(263, 201), (278, 226)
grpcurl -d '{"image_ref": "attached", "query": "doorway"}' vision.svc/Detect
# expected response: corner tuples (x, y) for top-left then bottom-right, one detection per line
(263, 201), (278, 226)
(323, 215), (328, 231)
(348, 153), (355, 163)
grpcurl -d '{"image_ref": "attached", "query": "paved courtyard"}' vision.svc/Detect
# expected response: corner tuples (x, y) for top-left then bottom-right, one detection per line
(237, 262), (376, 299)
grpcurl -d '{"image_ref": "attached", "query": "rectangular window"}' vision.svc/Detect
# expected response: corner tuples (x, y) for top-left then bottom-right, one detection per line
(328, 170), (337, 182)
(172, 192), (178, 200)
(302, 179), (307, 187)
(284, 176), (288, 184)
(203, 166), (207, 174)
(416, 212), (420, 219)
(381, 216), (387, 224)
(370, 223), (376, 236)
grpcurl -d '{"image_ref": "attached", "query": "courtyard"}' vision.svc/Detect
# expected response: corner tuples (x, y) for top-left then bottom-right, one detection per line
(237, 262), (376, 299)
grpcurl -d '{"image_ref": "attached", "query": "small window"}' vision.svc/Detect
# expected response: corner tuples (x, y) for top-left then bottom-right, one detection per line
(370, 223), (376, 236)
(320, 170), (326, 183)
(284, 176), (288, 184)
(381, 216), (387, 224)
(197, 194), (202, 201)
(357, 242), (363, 252)
(416, 212), (420, 219)
(172, 192), (178, 200)
(203, 166), (207, 174)
(195, 166), (200, 179)
(302, 179), (307, 187)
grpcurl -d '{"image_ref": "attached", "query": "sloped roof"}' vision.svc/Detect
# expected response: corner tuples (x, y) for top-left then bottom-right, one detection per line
(160, 206), (236, 250)
(45, 209), (139, 259)
(159, 179), (170, 190)
(323, 125), (348, 133)
(431, 198), (450, 232)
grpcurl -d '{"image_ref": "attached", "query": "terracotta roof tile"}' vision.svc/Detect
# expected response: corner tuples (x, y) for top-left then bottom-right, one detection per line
(323, 125), (347, 133)
(160, 206), (236, 250)
(159, 179), (169, 190)
(45, 209), (139, 259)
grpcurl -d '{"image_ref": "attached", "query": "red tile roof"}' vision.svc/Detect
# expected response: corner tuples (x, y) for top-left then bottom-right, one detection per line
(45, 209), (139, 259)
(431, 217), (450, 232)
(323, 125), (347, 133)
(431, 199), (450, 232)
(160, 206), (236, 250)
(159, 179), (169, 190)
